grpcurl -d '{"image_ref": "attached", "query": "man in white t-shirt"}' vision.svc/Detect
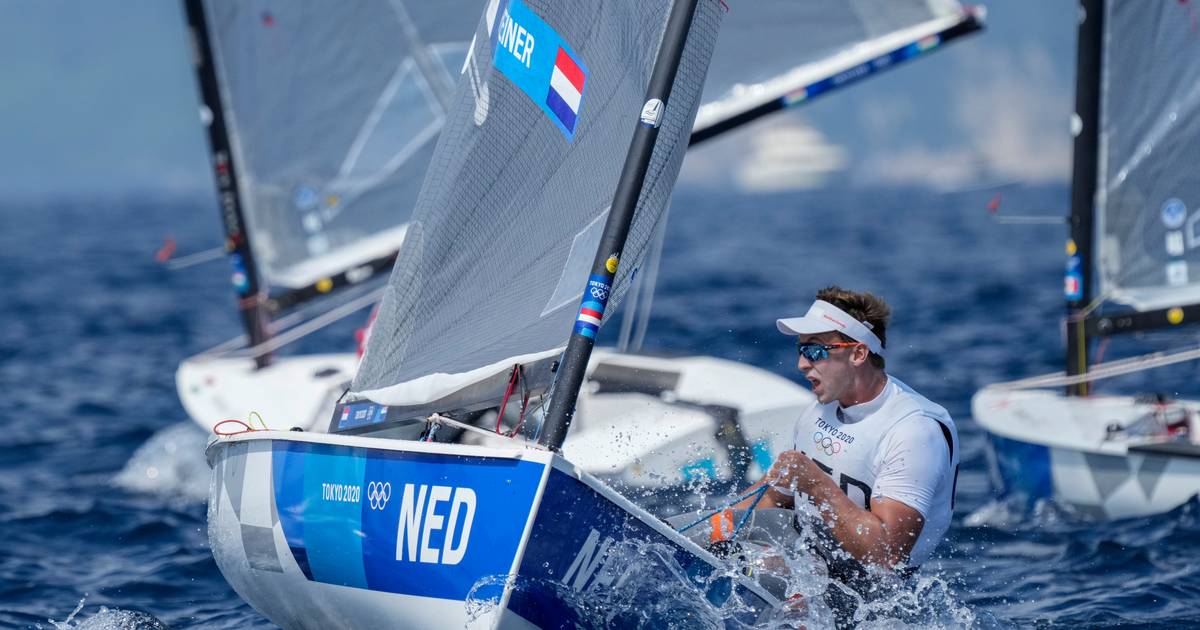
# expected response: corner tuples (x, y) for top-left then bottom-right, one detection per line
(734, 286), (959, 621)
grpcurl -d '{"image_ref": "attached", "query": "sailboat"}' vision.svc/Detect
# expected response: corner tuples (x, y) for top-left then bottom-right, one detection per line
(205, 0), (984, 625)
(179, 0), (983, 490)
(972, 0), (1200, 520)
(208, 1), (782, 625)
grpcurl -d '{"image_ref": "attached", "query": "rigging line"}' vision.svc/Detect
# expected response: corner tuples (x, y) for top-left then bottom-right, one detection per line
(507, 367), (532, 438)
(676, 484), (769, 536)
(224, 286), (385, 359)
(494, 365), (521, 434)
(991, 343), (1200, 390)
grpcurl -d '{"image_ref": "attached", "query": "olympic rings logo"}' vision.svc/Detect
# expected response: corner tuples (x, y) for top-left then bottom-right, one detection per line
(367, 481), (392, 510)
(589, 286), (608, 300)
(813, 431), (843, 457)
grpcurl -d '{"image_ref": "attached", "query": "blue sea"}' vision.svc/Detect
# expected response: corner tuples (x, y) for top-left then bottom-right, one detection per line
(3, 185), (1199, 628)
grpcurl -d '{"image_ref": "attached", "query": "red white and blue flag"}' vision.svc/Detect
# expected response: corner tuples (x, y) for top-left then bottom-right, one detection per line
(546, 47), (586, 136)
(493, 0), (590, 141)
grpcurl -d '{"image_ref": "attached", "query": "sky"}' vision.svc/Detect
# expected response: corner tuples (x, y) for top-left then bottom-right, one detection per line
(0, 0), (1079, 201)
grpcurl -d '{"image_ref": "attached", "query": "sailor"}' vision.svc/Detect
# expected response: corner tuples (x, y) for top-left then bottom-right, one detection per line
(736, 285), (959, 626)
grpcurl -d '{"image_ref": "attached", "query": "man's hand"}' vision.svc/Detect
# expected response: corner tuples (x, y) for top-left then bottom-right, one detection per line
(766, 450), (926, 569)
(764, 449), (827, 494)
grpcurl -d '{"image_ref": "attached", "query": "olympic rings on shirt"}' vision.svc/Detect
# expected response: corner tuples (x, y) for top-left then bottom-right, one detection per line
(813, 431), (843, 457)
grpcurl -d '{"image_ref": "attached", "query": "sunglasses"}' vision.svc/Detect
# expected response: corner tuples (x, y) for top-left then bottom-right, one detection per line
(796, 341), (860, 362)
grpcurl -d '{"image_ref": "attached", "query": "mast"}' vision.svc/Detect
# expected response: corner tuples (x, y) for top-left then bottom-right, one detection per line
(183, 0), (273, 368)
(540, 0), (701, 451)
(1064, 0), (1104, 396)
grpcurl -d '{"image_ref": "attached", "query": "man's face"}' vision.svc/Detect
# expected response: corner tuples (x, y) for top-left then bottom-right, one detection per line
(796, 332), (859, 405)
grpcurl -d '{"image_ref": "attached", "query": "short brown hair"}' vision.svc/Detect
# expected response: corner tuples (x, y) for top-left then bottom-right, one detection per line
(816, 285), (890, 369)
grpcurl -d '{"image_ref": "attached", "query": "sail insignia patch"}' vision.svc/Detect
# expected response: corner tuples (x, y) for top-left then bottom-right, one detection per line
(492, 0), (588, 141)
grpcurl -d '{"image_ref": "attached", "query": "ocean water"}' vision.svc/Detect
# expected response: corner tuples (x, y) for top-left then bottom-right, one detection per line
(2, 185), (1199, 628)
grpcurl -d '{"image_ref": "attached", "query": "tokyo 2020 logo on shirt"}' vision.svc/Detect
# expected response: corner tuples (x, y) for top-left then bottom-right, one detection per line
(813, 431), (844, 456)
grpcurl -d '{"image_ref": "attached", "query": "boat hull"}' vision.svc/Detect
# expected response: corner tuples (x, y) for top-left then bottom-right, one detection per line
(974, 387), (1200, 519)
(207, 432), (776, 628)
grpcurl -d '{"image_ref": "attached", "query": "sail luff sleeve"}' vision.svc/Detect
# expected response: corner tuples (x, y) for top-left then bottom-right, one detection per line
(351, 0), (722, 411)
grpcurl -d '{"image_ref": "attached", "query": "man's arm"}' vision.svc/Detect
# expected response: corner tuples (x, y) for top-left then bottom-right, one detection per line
(732, 476), (795, 511)
(766, 450), (926, 568)
(801, 464), (924, 567)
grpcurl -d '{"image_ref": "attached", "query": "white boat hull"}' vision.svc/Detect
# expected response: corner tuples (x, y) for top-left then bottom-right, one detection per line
(207, 431), (777, 628)
(178, 353), (356, 432)
(182, 349), (812, 487)
(972, 387), (1200, 519)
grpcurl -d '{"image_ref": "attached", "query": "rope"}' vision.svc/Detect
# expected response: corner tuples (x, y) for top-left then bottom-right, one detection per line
(248, 411), (268, 430)
(213, 419), (258, 436)
(507, 368), (532, 438)
(676, 484), (769, 541)
(494, 365), (521, 434)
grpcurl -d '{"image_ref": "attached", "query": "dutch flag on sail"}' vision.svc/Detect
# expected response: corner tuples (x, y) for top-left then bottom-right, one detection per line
(546, 47), (587, 137)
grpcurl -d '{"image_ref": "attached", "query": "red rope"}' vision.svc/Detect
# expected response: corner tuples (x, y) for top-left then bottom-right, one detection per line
(506, 391), (532, 438)
(213, 419), (257, 436)
(494, 366), (520, 434)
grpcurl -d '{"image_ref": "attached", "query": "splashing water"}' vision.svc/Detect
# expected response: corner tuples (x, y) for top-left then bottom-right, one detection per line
(462, 500), (980, 629)
(466, 537), (776, 629)
(46, 597), (169, 630)
(113, 422), (210, 505)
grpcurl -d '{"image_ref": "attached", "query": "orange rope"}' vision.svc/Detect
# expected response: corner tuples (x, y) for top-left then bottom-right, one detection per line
(213, 419), (257, 436)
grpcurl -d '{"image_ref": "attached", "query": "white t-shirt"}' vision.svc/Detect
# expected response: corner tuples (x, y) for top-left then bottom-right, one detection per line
(782, 376), (958, 566)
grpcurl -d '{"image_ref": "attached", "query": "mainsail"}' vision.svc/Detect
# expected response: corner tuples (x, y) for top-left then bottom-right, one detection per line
(1093, 1), (1200, 312)
(194, 0), (480, 306)
(352, 0), (722, 411)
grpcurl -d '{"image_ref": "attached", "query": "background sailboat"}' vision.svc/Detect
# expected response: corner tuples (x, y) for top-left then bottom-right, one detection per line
(973, 0), (1200, 520)
(179, 0), (982, 487)
(176, 0), (477, 429)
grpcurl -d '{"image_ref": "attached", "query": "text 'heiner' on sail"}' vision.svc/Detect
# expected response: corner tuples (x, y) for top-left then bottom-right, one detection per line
(347, 0), (723, 418)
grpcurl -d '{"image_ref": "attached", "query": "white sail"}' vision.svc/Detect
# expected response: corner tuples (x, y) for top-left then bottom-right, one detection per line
(200, 0), (482, 292)
(1095, 2), (1200, 311)
(351, 0), (723, 411)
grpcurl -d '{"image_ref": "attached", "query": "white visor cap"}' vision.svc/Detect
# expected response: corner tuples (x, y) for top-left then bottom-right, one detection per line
(776, 299), (887, 358)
